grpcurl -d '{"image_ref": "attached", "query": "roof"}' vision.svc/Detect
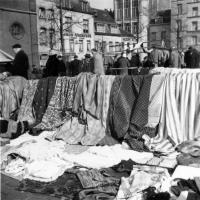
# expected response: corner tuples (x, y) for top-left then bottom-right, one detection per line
(0, 49), (13, 63)
(92, 8), (115, 24)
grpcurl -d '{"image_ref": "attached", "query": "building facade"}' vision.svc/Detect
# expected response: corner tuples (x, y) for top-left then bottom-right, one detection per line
(148, 0), (171, 49)
(171, 0), (200, 51)
(0, 0), (39, 68)
(36, 0), (95, 65)
(93, 8), (135, 56)
(114, 0), (150, 46)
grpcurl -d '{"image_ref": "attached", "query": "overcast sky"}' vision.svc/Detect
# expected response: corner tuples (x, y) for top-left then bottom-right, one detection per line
(89, 0), (114, 10)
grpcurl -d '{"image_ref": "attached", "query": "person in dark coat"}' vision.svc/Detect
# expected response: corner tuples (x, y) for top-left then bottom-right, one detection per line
(81, 53), (94, 73)
(69, 55), (82, 76)
(117, 52), (130, 75)
(11, 44), (29, 79)
(43, 53), (59, 77)
(184, 47), (200, 68)
(57, 54), (66, 76)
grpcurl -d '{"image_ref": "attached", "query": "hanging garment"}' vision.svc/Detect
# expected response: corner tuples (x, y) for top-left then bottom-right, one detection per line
(17, 79), (38, 124)
(0, 76), (26, 119)
(148, 70), (200, 153)
(32, 77), (57, 125)
(34, 76), (76, 130)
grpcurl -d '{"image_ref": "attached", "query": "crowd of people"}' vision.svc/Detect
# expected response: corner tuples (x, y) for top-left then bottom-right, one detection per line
(2, 43), (200, 80)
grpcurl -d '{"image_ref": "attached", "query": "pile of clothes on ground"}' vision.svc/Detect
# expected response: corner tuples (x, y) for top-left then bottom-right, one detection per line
(0, 68), (200, 200)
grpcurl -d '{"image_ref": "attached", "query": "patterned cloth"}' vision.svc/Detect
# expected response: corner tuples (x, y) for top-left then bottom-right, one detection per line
(55, 74), (115, 146)
(32, 77), (57, 125)
(17, 80), (38, 124)
(34, 76), (76, 130)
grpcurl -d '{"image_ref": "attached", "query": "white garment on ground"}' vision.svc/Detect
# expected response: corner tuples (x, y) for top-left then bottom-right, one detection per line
(115, 166), (171, 200)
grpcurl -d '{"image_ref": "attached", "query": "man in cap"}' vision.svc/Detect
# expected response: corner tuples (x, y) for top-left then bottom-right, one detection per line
(11, 44), (29, 79)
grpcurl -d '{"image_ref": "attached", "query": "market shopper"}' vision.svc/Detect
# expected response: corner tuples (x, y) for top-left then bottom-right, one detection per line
(69, 55), (82, 76)
(116, 51), (130, 75)
(81, 53), (93, 73)
(184, 46), (200, 68)
(11, 44), (30, 79)
(57, 54), (66, 76)
(91, 48), (105, 75)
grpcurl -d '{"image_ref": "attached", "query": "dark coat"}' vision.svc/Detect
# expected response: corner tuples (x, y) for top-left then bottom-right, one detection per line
(57, 60), (66, 76)
(81, 58), (94, 73)
(117, 57), (130, 75)
(70, 59), (82, 76)
(185, 48), (200, 68)
(43, 55), (59, 77)
(12, 50), (29, 79)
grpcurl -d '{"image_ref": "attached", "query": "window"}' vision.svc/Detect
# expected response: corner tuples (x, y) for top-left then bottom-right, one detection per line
(82, 1), (88, 12)
(79, 40), (83, 52)
(192, 21), (198, 31)
(161, 31), (166, 41)
(132, 0), (138, 18)
(125, 23), (131, 33)
(83, 19), (89, 33)
(191, 36), (197, 45)
(177, 4), (182, 15)
(65, 17), (72, 32)
(87, 40), (91, 51)
(47, 9), (54, 20)
(151, 32), (156, 41)
(102, 41), (106, 52)
(117, 9), (123, 20)
(133, 22), (137, 33)
(95, 41), (99, 51)
(70, 39), (74, 52)
(109, 41), (113, 52)
(39, 7), (46, 19)
(124, 0), (130, 18)
(111, 25), (118, 34)
(49, 28), (56, 48)
(115, 42), (120, 52)
(62, 0), (71, 8)
(132, 0), (138, 7)
(177, 20), (182, 31)
(39, 27), (47, 45)
(97, 23), (105, 33)
(192, 7), (198, 16)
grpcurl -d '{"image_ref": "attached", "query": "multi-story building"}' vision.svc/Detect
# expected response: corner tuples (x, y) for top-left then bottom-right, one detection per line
(0, 0), (39, 68)
(114, 0), (150, 46)
(37, 0), (95, 64)
(148, 0), (171, 48)
(93, 8), (135, 56)
(171, 0), (200, 51)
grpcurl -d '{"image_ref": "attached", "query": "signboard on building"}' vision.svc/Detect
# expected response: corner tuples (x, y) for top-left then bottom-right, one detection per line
(64, 32), (91, 38)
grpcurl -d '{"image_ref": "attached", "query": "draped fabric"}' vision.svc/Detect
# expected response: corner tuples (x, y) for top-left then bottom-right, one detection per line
(17, 80), (38, 124)
(148, 69), (200, 153)
(32, 77), (57, 125)
(0, 76), (26, 119)
(54, 75), (115, 146)
(34, 76), (77, 130)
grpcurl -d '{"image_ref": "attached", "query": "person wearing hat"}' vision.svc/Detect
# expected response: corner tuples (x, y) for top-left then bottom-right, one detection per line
(69, 55), (81, 76)
(81, 53), (93, 73)
(11, 44), (30, 79)
(116, 51), (130, 75)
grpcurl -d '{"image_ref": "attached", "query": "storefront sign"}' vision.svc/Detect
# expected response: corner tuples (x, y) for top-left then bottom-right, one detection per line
(122, 37), (134, 42)
(64, 32), (91, 38)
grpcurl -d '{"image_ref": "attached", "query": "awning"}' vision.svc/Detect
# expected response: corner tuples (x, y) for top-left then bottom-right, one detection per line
(0, 49), (14, 63)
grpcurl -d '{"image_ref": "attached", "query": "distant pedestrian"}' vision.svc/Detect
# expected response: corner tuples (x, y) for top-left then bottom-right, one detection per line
(11, 44), (29, 79)
(43, 51), (59, 77)
(169, 47), (179, 68)
(184, 46), (200, 68)
(81, 53), (93, 73)
(91, 48), (105, 75)
(57, 54), (66, 76)
(69, 55), (82, 76)
(117, 52), (130, 75)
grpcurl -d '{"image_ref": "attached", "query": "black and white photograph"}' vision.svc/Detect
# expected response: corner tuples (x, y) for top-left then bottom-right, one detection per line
(0, 0), (200, 199)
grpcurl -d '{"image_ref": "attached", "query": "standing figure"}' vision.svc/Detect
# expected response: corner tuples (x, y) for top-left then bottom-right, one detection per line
(11, 44), (30, 79)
